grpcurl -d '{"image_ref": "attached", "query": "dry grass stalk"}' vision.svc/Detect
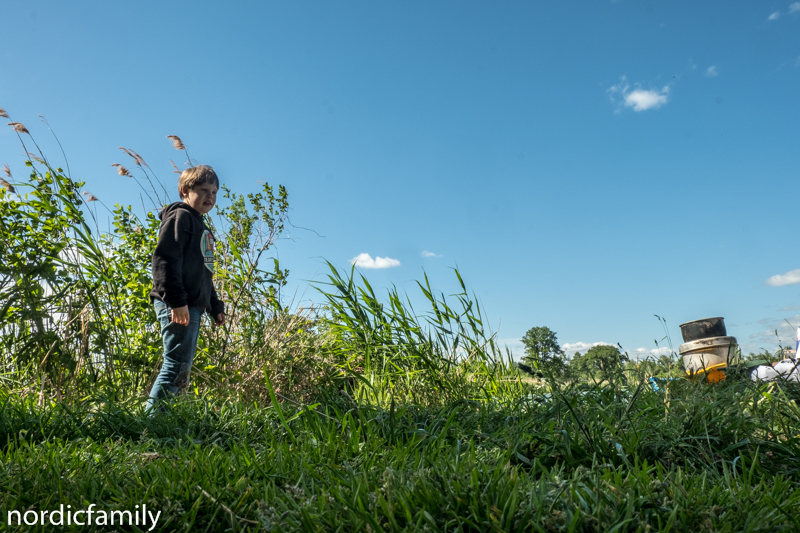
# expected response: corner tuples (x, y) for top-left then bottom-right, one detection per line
(0, 177), (15, 194)
(167, 135), (185, 150)
(170, 159), (182, 174)
(7, 122), (29, 134)
(2, 164), (10, 178)
(0, 108), (8, 118)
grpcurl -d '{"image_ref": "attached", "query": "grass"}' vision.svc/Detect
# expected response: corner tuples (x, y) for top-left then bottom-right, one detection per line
(2, 375), (800, 532)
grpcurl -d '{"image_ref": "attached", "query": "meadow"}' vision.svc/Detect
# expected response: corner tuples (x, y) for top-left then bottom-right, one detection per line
(1, 121), (800, 532)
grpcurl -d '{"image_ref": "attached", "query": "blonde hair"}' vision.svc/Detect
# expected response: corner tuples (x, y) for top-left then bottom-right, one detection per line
(178, 165), (219, 199)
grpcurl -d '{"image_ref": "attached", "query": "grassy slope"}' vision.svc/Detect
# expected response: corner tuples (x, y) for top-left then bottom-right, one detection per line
(2, 377), (800, 532)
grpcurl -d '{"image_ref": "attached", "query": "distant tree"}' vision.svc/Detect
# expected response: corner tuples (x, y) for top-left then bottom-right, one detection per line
(521, 326), (567, 377)
(570, 344), (628, 383)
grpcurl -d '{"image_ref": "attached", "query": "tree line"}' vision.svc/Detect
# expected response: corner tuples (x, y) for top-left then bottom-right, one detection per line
(517, 326), (681, 383)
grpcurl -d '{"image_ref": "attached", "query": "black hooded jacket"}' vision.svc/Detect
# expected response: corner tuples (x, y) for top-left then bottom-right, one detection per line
(149, 202), (224, 316)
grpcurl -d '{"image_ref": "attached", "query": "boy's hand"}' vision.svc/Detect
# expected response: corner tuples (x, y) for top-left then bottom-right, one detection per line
(214, 313), (226, 327)
(171, 305), (190, 326)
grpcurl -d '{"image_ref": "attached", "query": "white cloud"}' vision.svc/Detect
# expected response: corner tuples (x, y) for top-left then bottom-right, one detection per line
(624, 88), (669, 111)
(628, 346), (674, 359)
(768, 11), (781, 20)
(766, 269), (800, 286)
(608, 76), (670, 112)
(705, 65), (719, 77)
(789, 2), (800, 14)
(421, 250), (442, 258)
(349, 253), (401, 269)
(561, 341), (615, 357)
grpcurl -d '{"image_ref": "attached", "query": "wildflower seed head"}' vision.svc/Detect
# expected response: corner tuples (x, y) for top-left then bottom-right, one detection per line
(0, 108), (9, 119)
(7, 122), (29, 134)
(167, 135), (186, 150)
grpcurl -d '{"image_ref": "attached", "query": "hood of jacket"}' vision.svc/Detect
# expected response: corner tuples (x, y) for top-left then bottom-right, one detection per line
(159, 201), (201, 221)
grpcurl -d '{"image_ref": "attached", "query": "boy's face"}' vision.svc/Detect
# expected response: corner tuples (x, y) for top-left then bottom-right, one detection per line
(182, 183), (218, 215)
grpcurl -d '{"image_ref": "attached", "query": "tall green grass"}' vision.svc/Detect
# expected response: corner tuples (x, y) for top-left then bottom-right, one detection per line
(2, 376), (800, 532)
(316, 262), (523, 406)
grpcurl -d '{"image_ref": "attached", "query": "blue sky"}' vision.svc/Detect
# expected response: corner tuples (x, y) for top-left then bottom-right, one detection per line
(2, 1), (799, 359)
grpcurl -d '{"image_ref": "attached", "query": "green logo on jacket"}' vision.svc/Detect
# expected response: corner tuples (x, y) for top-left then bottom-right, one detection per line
(201, 229), (215, 272)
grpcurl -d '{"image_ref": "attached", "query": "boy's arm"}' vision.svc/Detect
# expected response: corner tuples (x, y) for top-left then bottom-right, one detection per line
(210, 289), (225, 318)
(210, 290), (225, 326)
(152, 213), (189, 308)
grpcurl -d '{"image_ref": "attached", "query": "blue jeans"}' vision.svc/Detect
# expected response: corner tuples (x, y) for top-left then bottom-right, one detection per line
(146, 299), (203, 413)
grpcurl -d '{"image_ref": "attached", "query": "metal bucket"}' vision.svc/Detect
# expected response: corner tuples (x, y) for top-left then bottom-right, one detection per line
(679, 317), (727, 343)
(678, 336), (737, 373)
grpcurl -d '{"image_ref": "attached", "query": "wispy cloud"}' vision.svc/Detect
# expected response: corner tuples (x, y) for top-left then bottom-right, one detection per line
(608, 76), (670, 112)
(745, 314), (800, 354)
(349, 253), (401, 269)
(768, 11), (781, 20)
(421, 250), (442, 258)
(766, 269), (800, 287)
(705, 65), (719, 77)
(790, 2), (800, 14)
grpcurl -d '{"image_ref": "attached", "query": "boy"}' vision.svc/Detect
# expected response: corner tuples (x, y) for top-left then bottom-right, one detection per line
(147, 165), (225, 413)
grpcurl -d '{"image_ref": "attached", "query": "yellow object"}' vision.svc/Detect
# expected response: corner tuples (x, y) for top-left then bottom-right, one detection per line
(686, 362), (727, 383)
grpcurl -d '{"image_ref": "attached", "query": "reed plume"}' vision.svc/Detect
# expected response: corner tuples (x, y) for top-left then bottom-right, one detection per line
(7, 122), (29, 134)
(82, 191), (99, 202)
(166, 135), (185, 150)
(2, 164), (10, 178)
(167, 135), (192, 169)
(118, 146), (146, 167)
(0, 177), (15, 194)
(25, 152), (44, 164)
(131, 150), (147, 167)
(112, 163), (131, 177)
(0, 108), (9, 119)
